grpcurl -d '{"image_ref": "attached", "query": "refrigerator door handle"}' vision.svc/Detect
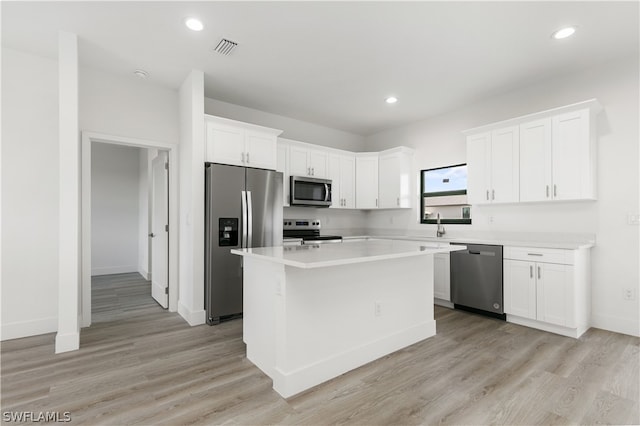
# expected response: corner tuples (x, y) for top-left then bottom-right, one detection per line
(247, 191), (253, 247)
(241, 190), (248, 248)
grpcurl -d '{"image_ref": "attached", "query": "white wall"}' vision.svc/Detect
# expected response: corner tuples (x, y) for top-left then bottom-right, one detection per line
(1, 47), (60, 340)
(365, 57), (640, 336)
(91, 143), (141, 275)
(205, 97), (365, 152)
(80, 66), (179, 144)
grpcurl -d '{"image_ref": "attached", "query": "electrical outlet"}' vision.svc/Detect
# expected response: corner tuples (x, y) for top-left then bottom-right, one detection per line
(628, 214), (640, 225)
(623, 288), (636, 301)
(374, 301), (382, 317)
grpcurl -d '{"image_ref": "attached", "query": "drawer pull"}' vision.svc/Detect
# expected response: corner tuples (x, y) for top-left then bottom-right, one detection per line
(527, 253), (543, 256)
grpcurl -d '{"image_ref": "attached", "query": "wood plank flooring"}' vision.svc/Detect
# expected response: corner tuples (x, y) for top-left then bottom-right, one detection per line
(2, 274), (638, 425)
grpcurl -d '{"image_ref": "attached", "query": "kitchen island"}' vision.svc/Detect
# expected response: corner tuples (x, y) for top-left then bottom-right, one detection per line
(231, 239), (465, 398)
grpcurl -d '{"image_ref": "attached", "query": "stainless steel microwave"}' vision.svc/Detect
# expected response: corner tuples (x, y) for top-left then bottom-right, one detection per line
(290, 176), (332, 207)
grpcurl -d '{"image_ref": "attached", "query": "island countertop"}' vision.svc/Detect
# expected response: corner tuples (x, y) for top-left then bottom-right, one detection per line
(231, 239), (465, 269)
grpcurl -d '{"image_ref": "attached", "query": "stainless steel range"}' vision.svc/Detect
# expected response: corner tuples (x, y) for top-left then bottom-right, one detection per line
(283, 219), (342, 244)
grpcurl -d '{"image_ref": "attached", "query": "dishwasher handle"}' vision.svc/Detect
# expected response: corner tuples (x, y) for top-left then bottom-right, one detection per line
(467, 250), (496, 256)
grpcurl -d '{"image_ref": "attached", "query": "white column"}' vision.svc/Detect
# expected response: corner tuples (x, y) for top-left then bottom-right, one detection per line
(56, 31), (80, 353)
(177, 70), (206, 325)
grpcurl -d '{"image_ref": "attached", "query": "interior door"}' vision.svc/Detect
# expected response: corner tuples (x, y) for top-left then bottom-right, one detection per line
(151, 151), (169, 308)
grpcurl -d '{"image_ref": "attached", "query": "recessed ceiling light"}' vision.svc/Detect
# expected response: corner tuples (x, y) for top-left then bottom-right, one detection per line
(185, 17), (204, 32)
(385, 97), (398, 104)
(552, 26), (576, 40)
(133, 69), (149, 79)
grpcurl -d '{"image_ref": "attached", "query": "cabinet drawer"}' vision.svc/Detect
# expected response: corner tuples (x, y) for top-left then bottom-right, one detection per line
(503, 246), (573, 265)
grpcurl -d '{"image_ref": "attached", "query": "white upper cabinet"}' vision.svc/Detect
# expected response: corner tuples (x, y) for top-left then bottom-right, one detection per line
(288, 142), (328, 178)
(520, 118), (552, 202)
(276, 141), (289, 206)
(551, 109), (595, 200)
(378, 147), (414, 209)
(328, 152), (356, 209)
(466, 126), (519, 204)
(205, 115), (282, 170)
(520, 109), (595, 202)
(465, 100), (601, 205)
(355, 153), (379, 209)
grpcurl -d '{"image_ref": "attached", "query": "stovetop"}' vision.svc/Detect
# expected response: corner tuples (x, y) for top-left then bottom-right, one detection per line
(283, 218), (342, 241)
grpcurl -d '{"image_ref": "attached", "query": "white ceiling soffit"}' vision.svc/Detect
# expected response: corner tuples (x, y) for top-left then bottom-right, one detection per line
(2, 1), (638, 135)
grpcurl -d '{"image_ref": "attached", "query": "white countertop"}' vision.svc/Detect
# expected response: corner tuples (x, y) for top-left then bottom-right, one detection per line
(342, 234), (594, 250)
(231, 239), (465, 269)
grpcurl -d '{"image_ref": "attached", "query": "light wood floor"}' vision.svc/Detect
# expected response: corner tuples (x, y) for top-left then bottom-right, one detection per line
(2, 273), (638, 425)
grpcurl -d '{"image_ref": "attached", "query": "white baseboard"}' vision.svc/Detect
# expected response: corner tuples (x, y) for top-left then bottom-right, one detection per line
(268, 321), (436, 398)
(55, 331), (80, 353)
(137, 267), (150, 280)
(178, 301), (206, 326)
(591, 312), (640, 337)
(1, 316), (58, 341)
(91, 265), (138, 276)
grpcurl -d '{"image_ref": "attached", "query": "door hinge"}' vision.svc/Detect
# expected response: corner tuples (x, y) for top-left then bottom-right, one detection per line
(165, 224), (169, 232)
(165, 287), (169, 295)
(164, 162), (169, 170)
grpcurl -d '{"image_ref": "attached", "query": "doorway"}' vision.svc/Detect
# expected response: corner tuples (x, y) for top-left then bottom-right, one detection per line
(81, 132), (178, 328)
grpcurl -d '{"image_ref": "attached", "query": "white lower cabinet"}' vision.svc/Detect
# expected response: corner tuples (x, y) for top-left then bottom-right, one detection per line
(433, 252), (451, 304)
(503, 246), (590, 338)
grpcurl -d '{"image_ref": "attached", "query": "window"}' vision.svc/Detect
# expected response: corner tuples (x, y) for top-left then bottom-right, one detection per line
(420, 164), (471, 224)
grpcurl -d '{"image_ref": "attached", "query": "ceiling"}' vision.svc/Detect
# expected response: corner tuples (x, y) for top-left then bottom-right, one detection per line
(2, 1), (638, 135)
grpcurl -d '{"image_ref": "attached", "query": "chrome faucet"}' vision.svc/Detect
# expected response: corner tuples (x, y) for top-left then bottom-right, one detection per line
(436, 213), (446, 238)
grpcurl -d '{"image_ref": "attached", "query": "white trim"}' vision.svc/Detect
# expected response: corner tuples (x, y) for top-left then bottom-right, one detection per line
(506, 314), (589, 339)
(91, 265), (139, 276)
(1, 317), (58, 341)
(55, 331), (81, 354)
(81, 131), (180, 330)
(591, 313), (640, 337)
(57, 31), (80, 354)
(178, 301), (207, 326)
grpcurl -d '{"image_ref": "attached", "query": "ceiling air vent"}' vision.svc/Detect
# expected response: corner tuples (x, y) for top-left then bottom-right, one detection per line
(214, 38), (238, 55)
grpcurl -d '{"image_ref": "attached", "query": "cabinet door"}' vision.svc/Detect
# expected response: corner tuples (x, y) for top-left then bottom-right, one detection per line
(328, 154), (342, 209)
(520, 118), (552, 202)
(289, 145), (310, 176)
(490, 126), (519, 203)
(340, 155), (356, 209)
(466, 133), (491, 204)
(308, 149), (328, 178)
(206, 122), (245, 166)
(504, 260), (537, 320)
(245, 131), (277, 170)
(552, 109), (590, 200)
(433, 253), (451, 301)
(536, 263), (573, 327)
(378, 153), (401, 208)
(277, 143), (289, 206)
(355, 154), (379, 209)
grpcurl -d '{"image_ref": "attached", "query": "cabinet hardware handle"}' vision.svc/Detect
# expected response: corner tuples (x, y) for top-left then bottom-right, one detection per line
(242, 152), (245, 163)
(246, 152), (250, 163)
(537, 266), (541, 280)
(492, 189), (495, 200)
(546, 185), (550, 198)
(307, 167), (310, 175)
(375, 198), (378, 207)
(397, 197), (400, 206)
(343, 198), (345, 206)
(554, 184), (557, 197)
(486, 190), (489, 200)
(530, 265), (533, 278)
(527, 253), (543, 256)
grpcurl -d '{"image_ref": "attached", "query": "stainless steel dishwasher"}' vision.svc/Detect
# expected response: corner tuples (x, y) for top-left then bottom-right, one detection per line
(450, 243), (505, 320)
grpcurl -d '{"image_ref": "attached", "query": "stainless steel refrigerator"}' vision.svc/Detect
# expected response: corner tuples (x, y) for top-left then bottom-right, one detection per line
(205, 163), (283, 325)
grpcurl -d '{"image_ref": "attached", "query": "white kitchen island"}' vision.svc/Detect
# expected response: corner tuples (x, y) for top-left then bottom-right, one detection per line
(231, 239), (464, 398)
